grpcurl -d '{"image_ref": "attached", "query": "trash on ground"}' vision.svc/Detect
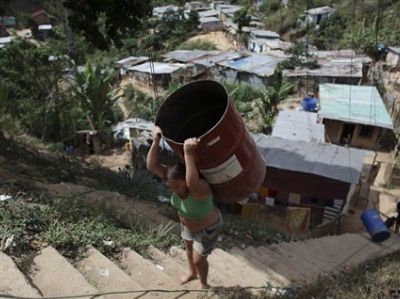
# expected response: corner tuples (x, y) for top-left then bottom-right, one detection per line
(98, 268), (110, 277)
(0, 195), (12, 201)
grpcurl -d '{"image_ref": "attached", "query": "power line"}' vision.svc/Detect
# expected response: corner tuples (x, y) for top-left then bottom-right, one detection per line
(0, 284), (299, 299)
(141, 10), (159, 100)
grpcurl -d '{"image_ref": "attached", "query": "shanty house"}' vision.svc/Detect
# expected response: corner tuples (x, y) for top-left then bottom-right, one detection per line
(319, 84), (395, 151)
(303, 6), (335, 26)
(191, 51), (243, 68)
(386, 47), (400, 69)
(216, 4), (242, 19)
(164, 50), (244, 79)
(31, 9), (50, 25)
(272, 110), (325, 143)
(115, 56), (149, 78)
(113, 118), (178, 168)
(153, 5), (180, 18)
(253, 134), (369, 226)
(199, 9), (219, 19)
(163, 50), (221, 79)
(164, 50), (220, 64)
(200, 16), (224, 31)
(283, 50), (371, 93)
(248, 30), (280, 53)
(215, 53), (285, 87)
(127, 62), (193, 91)
(0, 16), (16, 27)
(185, 1), (210, 11)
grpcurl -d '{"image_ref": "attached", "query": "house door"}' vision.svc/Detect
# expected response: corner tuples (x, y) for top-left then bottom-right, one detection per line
(340, 123), (355, 145)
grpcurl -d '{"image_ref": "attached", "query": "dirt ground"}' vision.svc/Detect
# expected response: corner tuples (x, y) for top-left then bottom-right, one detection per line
(84, 148), (132, 172)
(119, 78), (159, 98)
(185, 31), (237, 51)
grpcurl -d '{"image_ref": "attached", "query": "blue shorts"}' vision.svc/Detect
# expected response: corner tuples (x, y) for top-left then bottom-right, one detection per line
(181, 217), (223, 256)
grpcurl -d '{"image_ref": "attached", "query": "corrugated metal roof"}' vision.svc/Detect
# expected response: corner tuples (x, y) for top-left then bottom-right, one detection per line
(319, 84), (393, 129)
(200, 16), (222, 23)
(389, 47), (400, 54)
(128, 62), (186, 74)
(193, 51), (243, 67)
(310, 49), (356, 59)
(250, 29), (280, 39)
(116, 56), (149, 66)
(272, 110), (325, 143)
(164, 50), (219, 63)
(306, 6), (335, 15)
(217, 53), (285, 77)
(253, 134), (369, 184)
(199, 9), (219, 18)
(153, 5), (179, 16)
(0, 36), (12, 44)
(255, 38), (291, 51)
(217, 4), (242, 13)
(283, 57), (365, 78)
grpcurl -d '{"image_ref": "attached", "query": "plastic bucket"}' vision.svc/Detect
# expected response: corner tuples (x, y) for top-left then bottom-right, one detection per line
(155, 80), (266, 202)
(302, 96), (318, 112)
(360, 208), (390, 242)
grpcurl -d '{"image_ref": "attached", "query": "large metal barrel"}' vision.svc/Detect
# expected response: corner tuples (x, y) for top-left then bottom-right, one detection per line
(155, 80), (266, 202)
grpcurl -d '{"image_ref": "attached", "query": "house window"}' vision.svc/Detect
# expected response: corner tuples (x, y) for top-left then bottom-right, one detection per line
(359, 125), (374, 138)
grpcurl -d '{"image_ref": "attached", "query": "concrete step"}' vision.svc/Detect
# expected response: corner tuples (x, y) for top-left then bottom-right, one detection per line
(118, 247), (183, 299)
(168, 246), (228, 288)
(76, 246), (157, 299)
(28, 246), (103, 298)
(343, 233), (400, 266)
(267, 243), (325, 281)
(277, 241), (336, 275)
(254, 246), (307, 283)
(146, 246), (205, 299)
(229, 246), (290, 287)
(213, 248), (272, 288)
(0, 252), (41, 298)
(304, 234), (381, 272)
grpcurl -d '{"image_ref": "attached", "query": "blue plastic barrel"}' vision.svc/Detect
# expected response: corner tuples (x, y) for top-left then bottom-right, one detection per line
(360, 209), (390, 242)
(302, 96), (318, 112)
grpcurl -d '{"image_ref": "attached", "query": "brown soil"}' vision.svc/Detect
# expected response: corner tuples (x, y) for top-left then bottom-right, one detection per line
(185, 31), (237, 51)
(84, 148), (132, 172)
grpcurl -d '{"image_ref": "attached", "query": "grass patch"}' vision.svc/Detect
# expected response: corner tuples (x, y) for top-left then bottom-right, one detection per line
(0, 183), (180, 260)
(0, 134), (167, 201)
(220, 213), (291, 249)
(270, 250), (400, 299)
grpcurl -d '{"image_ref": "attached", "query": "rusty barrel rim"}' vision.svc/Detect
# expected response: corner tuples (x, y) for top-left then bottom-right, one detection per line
(155, 79), (230, 145)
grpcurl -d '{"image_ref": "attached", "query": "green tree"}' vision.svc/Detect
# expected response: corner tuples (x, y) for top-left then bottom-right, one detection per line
(0, 83), (23, 137)
(71, 62), (120, 140)
(0, 40), (69, 141)
(226, 83), (273, 133)
(266, 70), (292, 113)
(0, 0), (10, 15)
(278, 41), (319, 70)
(63, 0), (152, 50)
(311, 13), (346, 50)
(233, 7), (251, 34)
(123, 84), (158, 119)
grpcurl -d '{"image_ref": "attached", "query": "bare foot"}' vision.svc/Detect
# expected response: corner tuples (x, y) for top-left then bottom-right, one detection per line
(180, 272), (197, 285)
(198, 282), (210, 289)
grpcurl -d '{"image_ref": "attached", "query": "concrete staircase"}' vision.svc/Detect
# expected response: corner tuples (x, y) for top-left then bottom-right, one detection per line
(1, 232), (400, 298)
